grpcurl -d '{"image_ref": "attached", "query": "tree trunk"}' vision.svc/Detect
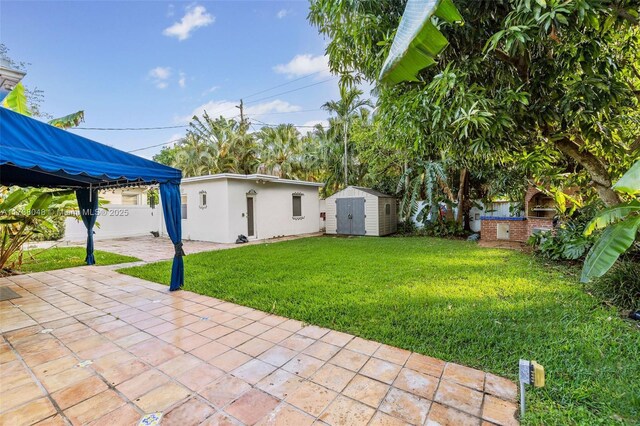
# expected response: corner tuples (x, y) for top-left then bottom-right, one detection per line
(555, 138), (621, 206)
(455, 169), (468, 224)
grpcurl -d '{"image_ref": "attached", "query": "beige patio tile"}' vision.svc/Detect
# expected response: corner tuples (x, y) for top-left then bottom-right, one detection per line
(296, 325), (329, 339)
(209, 349), (252, 372)
(320, 330), (353, 347)
(393, 367), (439, 400)
(319, 395), (376, 426)
(23, 344), (73, 367)
(435, 380), (484, 417)
(40, 365), (94, 393)
(278, 319), (305, 333)
(405, 352), (445, 378)
(345, 337), (381, 356)
(87, 403), (142, 426)
(51, 375), (109, 410)
(360, 358), (402, 385)
(237, 337), (275, 357)
(442, 363), (485, 392)
(0, 397), (56, 425)
(256, 369), (305, 400)
(113, 331), (152, 348)
(35, 414), (67, 425)
(200, 325), (233, 340)
(368, 411), (411, 426)
(145, 322), (176, 336)
(0, 381), (45, 412)
(225, 389), (280, 425)
(342, 375), (390, 408)
(232, 359), (278, 385)
(32, 355), (78, 380)
(260, 327), (293, 344)
(373, 345), (411, 366)
(116, 369), (170, 400)
(240, 321), (272, 336)
(285, 381), (337, 417)
(178, 363), (225, 391)
(199, 411), (242, 425)
(185, 319), (217, 333)
(279, 334), (315, 352)
(224, 316), (254, 330)
(191, 340), (231, 361)
(485, 373), (517, 402)
(329, 348), (369, 372)
(379, 388), (431, 425)
(158, 353), (204, 377)
(128, 338), (184, 366)
(303, 341), (340, 361)
(259, 315), (289, 327)
(282, 354), (324, 378)
(102, 324), (139, 340)
(200, 374), (252, 408)
(426, 402), (481, 426)
(311, 363), (356, 393)
(255, 402), (314, 426)
(482, 395), (518, 426)
(134, 382), (191, 412)
(258, 345), (298, 367)
(175, 333), (212, 352)
(217, 331), (254, 348)
(64, 389), (126, 425)
(162, 397), (216, 426)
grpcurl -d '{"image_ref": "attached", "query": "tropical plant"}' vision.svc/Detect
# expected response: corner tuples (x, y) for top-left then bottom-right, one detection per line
(322, 87), (372, 187)
(0, 187), (77, 273)
(256, 124), (303, 179)
(581, 161), (640, 282)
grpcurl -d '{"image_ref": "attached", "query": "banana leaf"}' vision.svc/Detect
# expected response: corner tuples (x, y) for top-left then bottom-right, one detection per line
(581, 215), (640, 282)
(1, 82), (30, 116)
(612, 160), (640, 195)
(48, 110), (84, 129)
(379, 0), (463, 85)
(583, 200), (640, 235)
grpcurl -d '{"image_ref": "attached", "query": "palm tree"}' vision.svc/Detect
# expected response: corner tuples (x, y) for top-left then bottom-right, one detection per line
(173, 134), (211, 177)
(256, 124), (303, 179)
(322, 86), (372, 187)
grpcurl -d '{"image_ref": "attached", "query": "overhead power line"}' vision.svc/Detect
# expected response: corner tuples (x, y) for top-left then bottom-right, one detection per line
(78, 124), (188, 131)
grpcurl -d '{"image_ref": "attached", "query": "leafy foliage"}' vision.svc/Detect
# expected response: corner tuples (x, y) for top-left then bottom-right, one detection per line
(48, 111), (85, 129)
(586, 259), (640, 310)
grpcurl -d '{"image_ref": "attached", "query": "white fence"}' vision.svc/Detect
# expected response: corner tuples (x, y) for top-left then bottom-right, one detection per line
(64, 205), (161, 242)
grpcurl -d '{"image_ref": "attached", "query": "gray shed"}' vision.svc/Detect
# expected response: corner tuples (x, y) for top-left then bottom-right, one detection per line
(325, 186), (397, 236)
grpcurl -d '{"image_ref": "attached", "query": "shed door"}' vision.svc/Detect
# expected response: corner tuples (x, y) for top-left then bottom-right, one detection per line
(335, 197), (366, 235)
(351, 198), (366, 235)
(336, 198), (351, 234)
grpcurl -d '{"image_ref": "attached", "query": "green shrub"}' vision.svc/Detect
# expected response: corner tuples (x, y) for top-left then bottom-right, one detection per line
(586, 259), (640, 310)
(29, 215), (66, 241)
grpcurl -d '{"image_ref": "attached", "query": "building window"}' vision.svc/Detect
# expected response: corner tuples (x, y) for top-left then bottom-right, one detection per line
(121, 193), (140, 205)
(181, 194), (188, 219)
(292, 194), (302, 217)
(385, 203), (391, 215)
(199, 191), (207, 209)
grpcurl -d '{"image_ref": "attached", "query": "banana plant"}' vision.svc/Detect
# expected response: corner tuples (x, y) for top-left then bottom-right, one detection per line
(2, 82), (84, 129)
(379, 0), (464, 85)
(581, 161), (640, 282)
(0, 187), (77, 273)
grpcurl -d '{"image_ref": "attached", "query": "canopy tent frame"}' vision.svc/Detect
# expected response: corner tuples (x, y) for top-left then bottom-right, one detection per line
(0, 107), (185, 291)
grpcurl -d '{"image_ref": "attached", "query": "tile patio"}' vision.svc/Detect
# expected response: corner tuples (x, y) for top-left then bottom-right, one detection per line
(0, 266), (519, 425)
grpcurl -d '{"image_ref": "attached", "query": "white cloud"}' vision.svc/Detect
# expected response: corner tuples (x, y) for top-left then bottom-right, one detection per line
(167, 3), (175, 17)
(273, 54), (331, 79)
(180, 99), (302, 123)
(276, 9), (290, 19)
(302, 119), (329, 129)
(163, 4), (214, 41)
(149, 66), (172, 89)
(178, 72), (186, 88)
(202, 85), (219, 95)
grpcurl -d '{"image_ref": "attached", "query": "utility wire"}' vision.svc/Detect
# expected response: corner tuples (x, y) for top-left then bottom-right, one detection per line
(242, 69), (329, 99)
(78, 124), (188, 131)
(245, 77), (337, 105)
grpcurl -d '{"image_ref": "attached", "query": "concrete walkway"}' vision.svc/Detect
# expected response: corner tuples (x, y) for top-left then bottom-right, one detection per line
(0, 266), (519, 426)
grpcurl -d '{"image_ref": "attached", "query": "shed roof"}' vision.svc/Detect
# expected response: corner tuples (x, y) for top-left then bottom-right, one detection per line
(349, 186), (395, 198)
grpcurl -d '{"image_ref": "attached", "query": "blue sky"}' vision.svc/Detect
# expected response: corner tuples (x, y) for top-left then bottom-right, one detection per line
(2, 1), (343, 157)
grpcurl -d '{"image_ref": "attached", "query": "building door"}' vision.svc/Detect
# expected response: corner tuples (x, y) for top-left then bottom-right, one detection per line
(336, 197), (366, 235)
(246, 196), (255, 237)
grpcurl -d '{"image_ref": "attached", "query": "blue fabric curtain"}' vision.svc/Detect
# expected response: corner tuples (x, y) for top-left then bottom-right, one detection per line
(160, 183), (184, 291)
(76, 188), (99, 265)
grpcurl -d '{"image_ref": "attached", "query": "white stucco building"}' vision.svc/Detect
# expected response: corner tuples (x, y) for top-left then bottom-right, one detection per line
(174, 174), (323, 243)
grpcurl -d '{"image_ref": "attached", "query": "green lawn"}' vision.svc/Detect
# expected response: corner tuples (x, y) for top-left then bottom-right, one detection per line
(119, 237), (639, 425)
(17, 247), (139, 273)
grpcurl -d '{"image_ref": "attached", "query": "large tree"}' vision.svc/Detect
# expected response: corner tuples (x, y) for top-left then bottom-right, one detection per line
(309, 0), (640, 207)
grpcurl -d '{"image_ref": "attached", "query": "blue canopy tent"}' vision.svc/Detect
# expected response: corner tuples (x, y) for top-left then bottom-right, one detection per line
(0, 107), (185, 291)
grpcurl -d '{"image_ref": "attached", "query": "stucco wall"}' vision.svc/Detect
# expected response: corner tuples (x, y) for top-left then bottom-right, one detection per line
(178, 178), (320, 243)
(64, 205), (161, 241)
